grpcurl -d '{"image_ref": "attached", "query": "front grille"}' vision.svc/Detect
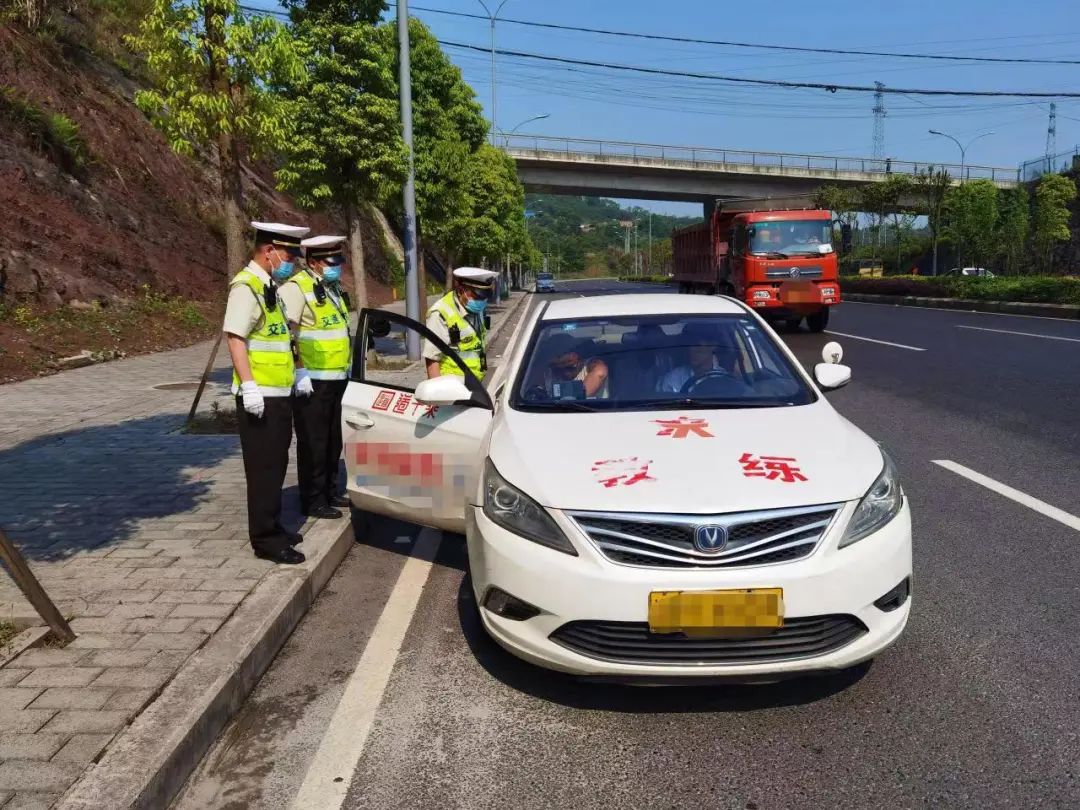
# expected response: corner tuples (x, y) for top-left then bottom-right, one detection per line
(568, 504), (841, 569)
(550, 615), (866, 665)
(765, 265), (824, 279)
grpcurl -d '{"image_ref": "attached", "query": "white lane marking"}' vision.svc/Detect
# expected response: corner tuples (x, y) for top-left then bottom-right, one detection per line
(955, 325), (1080, 344)
(933, 460), (1080, 532)
(824, 330), (927, 352)
(291, 527), (443, 810)
(844, 299), (1080, 324)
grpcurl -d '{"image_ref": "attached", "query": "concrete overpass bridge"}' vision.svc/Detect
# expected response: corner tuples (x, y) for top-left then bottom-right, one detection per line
(503, 135), (1019, 214)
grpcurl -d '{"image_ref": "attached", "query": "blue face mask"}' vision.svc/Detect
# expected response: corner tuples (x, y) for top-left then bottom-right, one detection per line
(465, 297), (488, 315)
(271, 260), (295, 281)
(322, 266), (342, 283)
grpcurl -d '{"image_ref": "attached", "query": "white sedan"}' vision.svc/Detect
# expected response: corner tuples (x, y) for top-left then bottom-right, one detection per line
(343, 294), (912, 681)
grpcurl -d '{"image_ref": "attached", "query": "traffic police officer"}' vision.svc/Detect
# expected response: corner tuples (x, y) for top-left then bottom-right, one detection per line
(224, 221), (312, 565)
(279, 235), (352, 519)
(423, 267), (499, 381)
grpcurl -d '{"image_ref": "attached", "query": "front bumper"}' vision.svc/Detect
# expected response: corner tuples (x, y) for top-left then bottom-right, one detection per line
(466, 500), (912, 678)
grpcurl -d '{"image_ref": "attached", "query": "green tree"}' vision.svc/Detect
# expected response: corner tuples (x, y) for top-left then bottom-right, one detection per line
(945, 179), (999, 270)
(377, 19), (486, 287)
(996, 186), (1030, 275)
(276, 0), (407, 308)
(1031, 174), (1077, 273)
(458, 144), (525, 267)
(130, 0), (302, 274)
(859, 176), (910, 263)
(914, 167), (951, 275)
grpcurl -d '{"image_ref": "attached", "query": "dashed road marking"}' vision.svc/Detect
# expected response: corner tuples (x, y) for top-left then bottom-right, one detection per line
(933, 460), (1080, 532)
(955, 325), (1080, 343)
(844, 299), (1080, 323)
(825, 330), (927, 352)
(290, 527), (443, 809)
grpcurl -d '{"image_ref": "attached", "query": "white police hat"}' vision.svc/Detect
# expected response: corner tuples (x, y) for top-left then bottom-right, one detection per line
(251, 221), (310, 248)
(302, 235), (347, 261)
(452, 267), (498, 287)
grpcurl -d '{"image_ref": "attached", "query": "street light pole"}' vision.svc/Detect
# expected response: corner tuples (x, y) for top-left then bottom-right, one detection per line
(398, 0), (420, 358)
(477, 0), (512, 146)
(929, 129), (994, 185)
(499, 113), (549, 147)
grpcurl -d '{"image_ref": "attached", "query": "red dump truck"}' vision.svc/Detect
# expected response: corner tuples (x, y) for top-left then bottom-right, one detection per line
(672, 206), (840, 332)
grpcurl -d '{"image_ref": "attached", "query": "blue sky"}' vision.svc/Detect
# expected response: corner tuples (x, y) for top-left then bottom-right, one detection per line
(251, 1), (1080, 215)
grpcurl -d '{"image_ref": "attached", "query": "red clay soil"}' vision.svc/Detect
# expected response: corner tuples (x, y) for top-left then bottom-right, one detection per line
(0, 18), (397, 383)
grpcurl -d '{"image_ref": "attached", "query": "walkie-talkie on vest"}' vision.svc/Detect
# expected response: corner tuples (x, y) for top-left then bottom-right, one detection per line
(448, 324), (461, 347)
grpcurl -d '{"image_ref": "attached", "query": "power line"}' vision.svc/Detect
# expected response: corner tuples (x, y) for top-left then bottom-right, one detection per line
(439, 40), (1080, 98)
(412, 5), (1080, 65)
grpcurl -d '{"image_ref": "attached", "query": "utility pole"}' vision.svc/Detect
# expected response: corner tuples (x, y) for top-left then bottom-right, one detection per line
(1046, 102), (1057, 173)
(633, 220), (639, 275)
(648, 212), (652, 274)
(872, 81), (886, 162)
(398, 0), (420, 358)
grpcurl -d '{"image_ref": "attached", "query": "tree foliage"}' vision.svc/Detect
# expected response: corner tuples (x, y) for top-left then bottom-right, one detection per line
(946, 180), (999, 269)
(914, 167), (951, 274)
(996, 186), (1030, 275)
(1032, 174), (1077, 271)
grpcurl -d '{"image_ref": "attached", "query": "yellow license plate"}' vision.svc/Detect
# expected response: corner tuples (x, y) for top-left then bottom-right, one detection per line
(648, 589), (784, 634)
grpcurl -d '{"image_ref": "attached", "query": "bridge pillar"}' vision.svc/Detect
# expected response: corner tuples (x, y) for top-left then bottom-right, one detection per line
(703, 198), (717, 221)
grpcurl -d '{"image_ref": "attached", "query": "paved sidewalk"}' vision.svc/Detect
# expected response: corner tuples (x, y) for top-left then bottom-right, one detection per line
(0, 291), (526, 808)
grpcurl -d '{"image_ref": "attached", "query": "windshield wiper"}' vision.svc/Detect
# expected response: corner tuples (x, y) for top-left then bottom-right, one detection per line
(755, 251), (790, 259)
(521, 400), (602, 413)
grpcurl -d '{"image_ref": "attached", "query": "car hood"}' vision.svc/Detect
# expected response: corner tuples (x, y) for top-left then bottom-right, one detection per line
(487, 404), (884, 513)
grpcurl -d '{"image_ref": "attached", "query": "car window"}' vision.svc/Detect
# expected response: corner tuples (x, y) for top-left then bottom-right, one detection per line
(512, 314), (816, 412)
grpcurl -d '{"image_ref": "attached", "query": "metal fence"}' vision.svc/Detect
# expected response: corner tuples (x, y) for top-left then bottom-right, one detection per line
(1019, 147), (1080, 182)
(503, 134), (1020, 184)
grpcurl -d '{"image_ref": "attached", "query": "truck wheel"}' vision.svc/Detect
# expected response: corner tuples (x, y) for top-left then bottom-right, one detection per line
(807, 308), (830, 333)
(785, 317), (803, 332)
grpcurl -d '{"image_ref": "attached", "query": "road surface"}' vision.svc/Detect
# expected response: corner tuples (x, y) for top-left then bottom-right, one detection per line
(174, 279), (1080, 809)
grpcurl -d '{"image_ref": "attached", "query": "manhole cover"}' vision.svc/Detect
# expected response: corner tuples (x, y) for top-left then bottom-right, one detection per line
(153, 382), (202, 391)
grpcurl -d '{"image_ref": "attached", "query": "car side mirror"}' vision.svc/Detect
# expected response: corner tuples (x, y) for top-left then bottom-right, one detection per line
(814, 363), (852, 390)
(822, 341), (843, 364)
(415, 376), (473, 405)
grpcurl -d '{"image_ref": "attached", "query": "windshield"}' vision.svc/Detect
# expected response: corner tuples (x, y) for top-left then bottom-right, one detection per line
(749, 220), (832, 256)
(537, 272), (554, 281)
(512, 314), (816, 412)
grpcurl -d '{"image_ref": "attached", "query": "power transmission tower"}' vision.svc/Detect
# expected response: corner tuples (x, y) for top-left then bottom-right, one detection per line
(1046, 102), (1057, 172)
(872, 81), (886, 160)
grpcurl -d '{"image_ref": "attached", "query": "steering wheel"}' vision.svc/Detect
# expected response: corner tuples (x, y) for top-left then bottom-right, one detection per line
(681, 369), (754, 398)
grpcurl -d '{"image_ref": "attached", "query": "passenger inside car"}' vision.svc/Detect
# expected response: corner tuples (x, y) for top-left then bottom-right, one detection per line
(527, 333), (610, 399)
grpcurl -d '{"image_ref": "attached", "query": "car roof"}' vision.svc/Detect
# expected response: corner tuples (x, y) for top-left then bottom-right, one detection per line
(540, 294), (748, 321)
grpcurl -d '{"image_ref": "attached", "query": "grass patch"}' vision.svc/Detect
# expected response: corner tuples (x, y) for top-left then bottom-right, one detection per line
(0, 621), (18, 650)
(184, 401), (238, 435)
(841, 275), (1080, 305)
(0, 87), (90, 176)
(618, 275), (671, 284)
(367, 356), (413, 371)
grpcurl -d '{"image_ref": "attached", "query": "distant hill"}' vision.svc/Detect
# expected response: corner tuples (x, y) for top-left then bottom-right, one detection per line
(525, 195), (699, 276)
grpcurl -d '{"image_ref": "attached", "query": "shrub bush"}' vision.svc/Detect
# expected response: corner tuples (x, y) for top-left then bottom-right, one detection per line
(841, 275), (1080, 305)
(0, 87), (90, 175)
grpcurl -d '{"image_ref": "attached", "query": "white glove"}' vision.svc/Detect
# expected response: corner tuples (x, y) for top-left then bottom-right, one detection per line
(294, 368), (314, 398)
(240, 381), (265, 418)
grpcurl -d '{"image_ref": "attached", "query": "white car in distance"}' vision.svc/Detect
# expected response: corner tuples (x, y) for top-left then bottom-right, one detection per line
(343, 294), (912, 681)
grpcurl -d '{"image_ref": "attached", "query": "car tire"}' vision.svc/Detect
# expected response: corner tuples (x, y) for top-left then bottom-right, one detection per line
(807, 308), (830, 333)
(785, 317), (803, 332)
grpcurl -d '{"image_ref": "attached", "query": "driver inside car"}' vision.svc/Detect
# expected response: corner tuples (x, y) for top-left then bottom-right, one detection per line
(656, 327), (739, 393)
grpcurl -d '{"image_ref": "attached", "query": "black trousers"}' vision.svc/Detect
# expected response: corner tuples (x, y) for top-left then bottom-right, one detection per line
(292, 378), (347, 512)
(237, 394), (293, 554)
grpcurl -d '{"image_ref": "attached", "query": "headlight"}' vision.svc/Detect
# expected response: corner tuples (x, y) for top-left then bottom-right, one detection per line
(753, 289), (771, 300)
(839, 451), (903, 548)
(821, 287), (837, 296)
(483, 460), (577, 556)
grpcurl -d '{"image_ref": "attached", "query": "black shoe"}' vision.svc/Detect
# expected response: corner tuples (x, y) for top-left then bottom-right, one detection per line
(330, 494), (351, 508)
(304, 504), (343, 520)
(254, 546), (306, 565)
(287, 532), (304, 546)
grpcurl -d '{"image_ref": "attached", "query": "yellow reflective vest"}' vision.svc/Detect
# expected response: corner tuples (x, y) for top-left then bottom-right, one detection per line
(429, 291), (486, 380)
(230, 268), (294, 396)
(288, 271), (352, 380)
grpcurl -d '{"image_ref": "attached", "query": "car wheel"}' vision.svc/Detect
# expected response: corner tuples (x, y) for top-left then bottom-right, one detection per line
(807, 308), (830, 333)
(785, 317), (803, 332)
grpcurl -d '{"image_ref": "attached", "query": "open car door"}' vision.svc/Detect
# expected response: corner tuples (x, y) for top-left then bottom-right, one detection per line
(341, 308), (495, 534)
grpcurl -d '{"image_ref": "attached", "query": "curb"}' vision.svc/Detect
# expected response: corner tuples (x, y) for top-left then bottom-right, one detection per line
(844, 293), (1080, 320)
(58, 516), (353, 810)
(486, 292), (531, 345)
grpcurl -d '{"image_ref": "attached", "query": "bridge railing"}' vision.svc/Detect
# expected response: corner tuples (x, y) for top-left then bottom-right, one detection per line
(503, 134), (1019, 184)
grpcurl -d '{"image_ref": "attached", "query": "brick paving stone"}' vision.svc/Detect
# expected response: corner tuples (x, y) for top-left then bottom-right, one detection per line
(105, 548), (161, 559)
(132, 632), (207, 652)
(0, 707), (56, 733)
(39, 710), (129, 734)
(19, 668), (103, 688)
(91, 667), (173, 690)
(0, 669), (30, 687)
(213, 590), (248, 604)
(51, 733), (114, 765)
(174, 522), (223, 531)
(101, 688), (155, 713)
(30, 687), (115, 711)
(105, 602), (176, 620)
(4, 792), (63, 810)
(125, 617), (194, 634)
(0, 734), (67, 760)
(153, 590), (216, 604)
(0, 687), (45, 710)
(9, 649), (93, 668)
(195, 577), (259, 592)
(67, 633), (141, 651)
(188, 617), (225, 635)
(0, 760), (83, 792)
(169, 603), (234, 619)
(69, 617), (132, 634)
(92, 589), (161, 604)
(84, 649), (159, 668)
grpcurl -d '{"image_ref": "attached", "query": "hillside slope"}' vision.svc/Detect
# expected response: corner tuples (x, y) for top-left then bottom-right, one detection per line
(0, 16), (400, 381)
